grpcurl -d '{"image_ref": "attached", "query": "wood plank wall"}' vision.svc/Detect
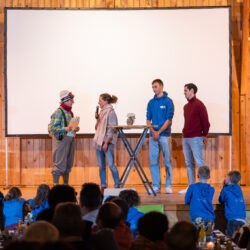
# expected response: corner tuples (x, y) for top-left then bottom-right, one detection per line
(0, 0), (249, 187)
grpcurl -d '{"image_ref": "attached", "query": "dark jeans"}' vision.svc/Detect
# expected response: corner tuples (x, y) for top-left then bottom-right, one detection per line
(227, 219), (245, 238)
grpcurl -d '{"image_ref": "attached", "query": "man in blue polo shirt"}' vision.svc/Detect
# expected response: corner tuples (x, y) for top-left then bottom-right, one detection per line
(146, 79), (174, 194)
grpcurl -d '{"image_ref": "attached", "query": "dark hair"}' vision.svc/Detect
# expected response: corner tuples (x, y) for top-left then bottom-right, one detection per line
(53, 202), (84, 238)
(228, 170), (241, 184)
(184, 83), (198, 94)
(32, 184), (50, 209)
(100, 93), (118, 104)
(111, 198), (129, 221)
(152, 79), (164, 86)
(166, 221), (198, 250)
(198, 166), (210, 180)
(80, 183), (101, 210)
(96, 202), (121, 229)
(48, 185), (76, 209)
(5, 187), (22, 201)
(119, 189), (140, 207)
(138, 212), (169, 241)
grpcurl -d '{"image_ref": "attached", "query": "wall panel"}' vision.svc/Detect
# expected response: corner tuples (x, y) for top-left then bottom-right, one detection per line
(0, 0), (249, 187)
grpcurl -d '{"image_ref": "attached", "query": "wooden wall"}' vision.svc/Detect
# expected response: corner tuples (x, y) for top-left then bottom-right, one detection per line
(0, 0), (249, 187)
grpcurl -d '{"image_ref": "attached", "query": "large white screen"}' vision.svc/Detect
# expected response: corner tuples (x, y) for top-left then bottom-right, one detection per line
(6, 8), (230, 135)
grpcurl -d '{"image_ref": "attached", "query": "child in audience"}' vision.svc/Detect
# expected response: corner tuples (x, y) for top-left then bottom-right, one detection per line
(28, 184), (50, 221)
(3, 187), (30, 230)
(185, 166), (215, 224)
(219, 170), (246, 238)
(119, 189), (144, 239)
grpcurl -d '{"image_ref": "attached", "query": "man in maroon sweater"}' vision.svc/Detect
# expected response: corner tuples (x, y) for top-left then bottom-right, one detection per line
(179, 83), (210, 194)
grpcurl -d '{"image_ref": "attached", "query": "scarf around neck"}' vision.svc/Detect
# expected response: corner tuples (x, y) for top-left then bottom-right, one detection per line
(60, 103), (74, 117)
(94, 104), (113, 149)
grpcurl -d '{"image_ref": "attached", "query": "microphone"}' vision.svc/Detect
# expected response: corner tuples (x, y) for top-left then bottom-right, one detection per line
(96, 106), (99, 114)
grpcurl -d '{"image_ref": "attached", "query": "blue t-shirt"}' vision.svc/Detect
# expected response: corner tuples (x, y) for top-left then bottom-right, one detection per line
(146, 92), (174, 137)
(28, 199), (49, 221)
(3, 199), (25, 227)
(126, 206), (144, 239)
(219, 184), (246, 222)
(185, 182), (215, 223)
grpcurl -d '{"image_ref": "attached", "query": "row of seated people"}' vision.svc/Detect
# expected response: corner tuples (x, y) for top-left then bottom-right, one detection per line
(0, 183), (249, 250)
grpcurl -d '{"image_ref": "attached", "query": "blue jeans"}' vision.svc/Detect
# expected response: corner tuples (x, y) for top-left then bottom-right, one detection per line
(96, 143), (120, 188)
(183, 137), (205, 185)
(149, 136), (172, 189)
(227, 220), (245, 238)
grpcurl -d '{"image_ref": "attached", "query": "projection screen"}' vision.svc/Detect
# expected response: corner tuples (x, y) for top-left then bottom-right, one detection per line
(5, 7), (231, 136)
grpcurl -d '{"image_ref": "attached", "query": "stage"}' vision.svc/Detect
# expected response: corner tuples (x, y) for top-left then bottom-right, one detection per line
(1, 185), (249, 232)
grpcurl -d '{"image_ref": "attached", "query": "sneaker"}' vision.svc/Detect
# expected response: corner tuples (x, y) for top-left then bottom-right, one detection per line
(165, 187), (173, 194)
(148, 186), (160, 194)
(178, 188), (188, 194)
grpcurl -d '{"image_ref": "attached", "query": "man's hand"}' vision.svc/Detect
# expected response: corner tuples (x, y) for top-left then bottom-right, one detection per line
(152, 131), (160, 141)
(203, 137), (207, 145)
(65, 126), (72, 132)
(102, 142), (109, 152)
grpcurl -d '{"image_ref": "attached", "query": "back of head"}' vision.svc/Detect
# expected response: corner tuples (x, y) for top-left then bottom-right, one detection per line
(138, 212), (168, 241)
(23, 221), (59, 243)
(33, 184), (50, 208)
(166, 221), (198, 250)
(111, 198), (129, 221)
(91, 228), (119, 250)
(5, 187), (22, 201)
(48, 185), (76, 209)
(52, 202), (84, 238)
(185, 83), (198, 94)
(198, 166), (210, 180)
(97, 202), (122, 229)
(119, 189), (140, 207)
(228, 170), (241, 184)
(100, 93), (118, 104)
(80, 183), (101, 210)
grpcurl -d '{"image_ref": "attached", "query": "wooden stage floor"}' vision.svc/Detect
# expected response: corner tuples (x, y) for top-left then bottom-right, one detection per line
(0, 185), (249, 209)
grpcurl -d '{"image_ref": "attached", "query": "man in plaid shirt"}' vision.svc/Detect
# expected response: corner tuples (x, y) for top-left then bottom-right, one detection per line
(48, 90), (79, 185)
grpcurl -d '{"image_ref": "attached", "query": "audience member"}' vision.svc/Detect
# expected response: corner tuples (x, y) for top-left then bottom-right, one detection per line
(52, 202), (84, 240)
(80, 183), (102, 226)
(3, 187), (30, 230)
(4, 241), (39, 250)
(131, 212), (168, 250)
(96, 202), (121, 229)
(91, 228), (118, 250)
(111, 198), (133, 250)
(38, 241), (75, 250)
(23, 220), (59, 243)
(36, 185), (76, 222)
(166, 221), (198, 250)
(185, 166), (215, 224)
(219, 170), (246, 238)
(28, 184), (50, 221)
(232, 224), (250, 249)
(119, 189), (144, 238)
(0, 191), (4, 230)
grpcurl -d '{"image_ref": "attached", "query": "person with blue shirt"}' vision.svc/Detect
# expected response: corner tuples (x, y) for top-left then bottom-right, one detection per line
(119, 189), (144, 239)
(146, 79), (174, 194)
(3, 187), (29, 230)
(28, 184), (50, 222)
(219, 170), (246, 238)
(185, 166), (215, 224)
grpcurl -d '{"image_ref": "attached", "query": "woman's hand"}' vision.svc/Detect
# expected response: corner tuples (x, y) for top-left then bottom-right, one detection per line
(102, 142), (109, 152)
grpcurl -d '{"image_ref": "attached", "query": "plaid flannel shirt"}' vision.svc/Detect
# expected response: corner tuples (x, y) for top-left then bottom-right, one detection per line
(48, 107), (72, 136)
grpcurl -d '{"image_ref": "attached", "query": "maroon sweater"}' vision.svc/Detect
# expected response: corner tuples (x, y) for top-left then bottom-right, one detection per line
(183, 96), (210, 138)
